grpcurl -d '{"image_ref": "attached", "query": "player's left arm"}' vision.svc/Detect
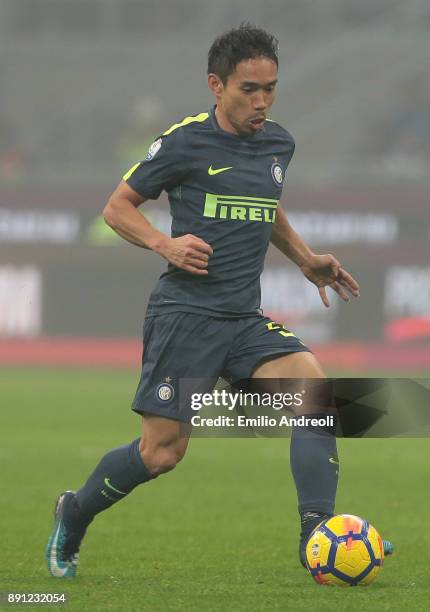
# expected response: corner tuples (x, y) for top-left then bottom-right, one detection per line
(270, 206), (360, 307)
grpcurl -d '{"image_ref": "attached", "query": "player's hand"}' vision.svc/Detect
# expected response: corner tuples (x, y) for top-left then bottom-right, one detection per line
(300, 254), (360, 308)
(159, 234), (213, 275)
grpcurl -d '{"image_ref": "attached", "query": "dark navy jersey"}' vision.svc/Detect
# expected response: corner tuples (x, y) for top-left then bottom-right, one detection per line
(123, 105), (295, 317)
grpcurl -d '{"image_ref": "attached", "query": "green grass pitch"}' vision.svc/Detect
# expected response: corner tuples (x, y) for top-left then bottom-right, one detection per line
(1, 368), (429, 611)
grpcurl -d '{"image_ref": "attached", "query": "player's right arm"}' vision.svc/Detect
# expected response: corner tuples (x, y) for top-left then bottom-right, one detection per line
(103, 180), (212, 276)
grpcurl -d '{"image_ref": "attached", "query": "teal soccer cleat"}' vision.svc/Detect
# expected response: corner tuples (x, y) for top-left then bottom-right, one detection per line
(46, 491), (87, 578)
(382, 539), (395, 556)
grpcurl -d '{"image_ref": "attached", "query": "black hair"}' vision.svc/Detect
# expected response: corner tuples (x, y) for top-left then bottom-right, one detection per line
(207, 23), (279, 84)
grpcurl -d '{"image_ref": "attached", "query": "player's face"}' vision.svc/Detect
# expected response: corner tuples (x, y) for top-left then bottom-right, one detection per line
(209, 57), (278, 136)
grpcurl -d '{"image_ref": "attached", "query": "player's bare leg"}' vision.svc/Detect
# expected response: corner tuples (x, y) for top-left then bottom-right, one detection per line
(139, 414), (192, 475)
(252, 351), (325, 379)
(46, 414), (191, 577)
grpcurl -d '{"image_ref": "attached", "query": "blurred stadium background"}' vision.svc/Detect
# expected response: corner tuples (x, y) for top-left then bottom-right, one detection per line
(1, 0), (429, 372)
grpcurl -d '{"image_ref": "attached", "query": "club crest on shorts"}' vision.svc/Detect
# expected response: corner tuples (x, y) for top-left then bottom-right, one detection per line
(271, 162), (283, 186)
(156, 382), (174, 401)
(146, 138), (162, 161)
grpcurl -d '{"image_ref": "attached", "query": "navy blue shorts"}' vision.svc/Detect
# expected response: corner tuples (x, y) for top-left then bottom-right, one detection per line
(132, 312), (311, 422)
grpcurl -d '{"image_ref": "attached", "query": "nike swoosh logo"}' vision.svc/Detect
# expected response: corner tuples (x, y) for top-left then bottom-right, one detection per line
(329, 457), (339, 465)
(104, 478), (127, 495)
(208, 165), (233, 175)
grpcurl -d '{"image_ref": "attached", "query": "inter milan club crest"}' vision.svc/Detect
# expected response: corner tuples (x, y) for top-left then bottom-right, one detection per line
(271, 162), (283, 186)
(156, 382), (174, 401)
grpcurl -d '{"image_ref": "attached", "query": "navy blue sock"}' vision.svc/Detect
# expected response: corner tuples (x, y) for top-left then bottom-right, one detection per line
(290, 414), (339, 517)
(72, 438), (155, 526)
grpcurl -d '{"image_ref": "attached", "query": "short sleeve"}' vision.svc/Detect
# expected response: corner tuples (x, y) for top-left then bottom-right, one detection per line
(285, 133), (295, 167)
(123, 128), (188, 200)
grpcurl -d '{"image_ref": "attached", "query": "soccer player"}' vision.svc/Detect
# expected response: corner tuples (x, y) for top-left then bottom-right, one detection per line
(46, 24), (392, 578)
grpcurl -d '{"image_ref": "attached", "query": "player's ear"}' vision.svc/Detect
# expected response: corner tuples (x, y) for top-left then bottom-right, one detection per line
(207, 73), (224, 96)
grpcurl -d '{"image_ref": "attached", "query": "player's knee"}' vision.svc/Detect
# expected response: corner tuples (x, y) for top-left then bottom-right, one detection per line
(140, 443), (186, 476)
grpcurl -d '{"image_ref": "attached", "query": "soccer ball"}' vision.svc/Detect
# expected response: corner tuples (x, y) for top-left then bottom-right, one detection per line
(305, 514), (384, 586)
